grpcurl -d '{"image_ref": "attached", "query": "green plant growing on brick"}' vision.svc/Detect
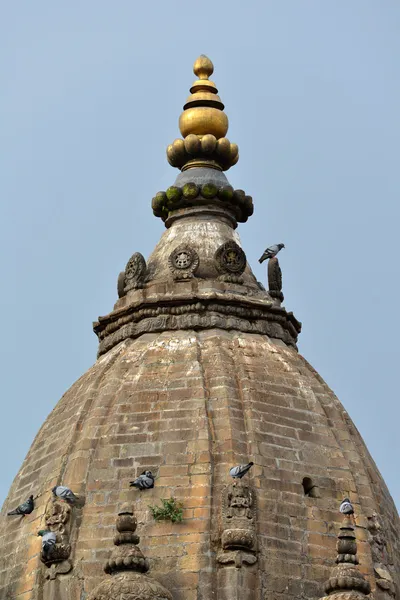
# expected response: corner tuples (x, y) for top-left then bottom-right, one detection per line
(149, 497), (184, 523)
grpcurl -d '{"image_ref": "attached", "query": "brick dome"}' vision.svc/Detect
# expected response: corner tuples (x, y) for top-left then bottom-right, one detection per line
(1, 56), (399, 600)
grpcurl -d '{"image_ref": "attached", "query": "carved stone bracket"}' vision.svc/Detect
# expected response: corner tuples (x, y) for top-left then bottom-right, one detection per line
(44, 560), (72, 580)
(168, 245), (199, 280)
(123, 253), (147, 292)
(40, 498), (73, 573)
(215, 241), (246, 283)
(217, 550), (257, 569)
(217, 481), (257, 569)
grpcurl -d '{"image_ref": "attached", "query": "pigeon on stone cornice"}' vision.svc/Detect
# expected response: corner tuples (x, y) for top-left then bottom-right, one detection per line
(258, 243), (285, 264)
(7, 494), (34, 516)
(340, 497), (354, 515)
(52, 485), (77, 504)
(130, 470), (155, 490)
(229, 462), (254, 479)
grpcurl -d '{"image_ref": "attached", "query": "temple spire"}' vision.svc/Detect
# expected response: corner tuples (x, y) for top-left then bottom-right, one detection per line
(88, 504), (172, 600)
(320, 515), (371, 600)
(167, 55), (239, 171)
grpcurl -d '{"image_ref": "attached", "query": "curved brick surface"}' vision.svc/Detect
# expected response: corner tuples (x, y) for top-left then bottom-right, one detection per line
(0, 330), (399, 600)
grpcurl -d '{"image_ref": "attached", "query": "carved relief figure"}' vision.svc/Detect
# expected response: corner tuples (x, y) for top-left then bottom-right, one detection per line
(40, 497), (73, 579)
(217, 481), (257, 568)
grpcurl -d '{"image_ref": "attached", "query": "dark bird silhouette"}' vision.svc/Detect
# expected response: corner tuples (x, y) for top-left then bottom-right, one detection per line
(229, 462), (254, 479)
(258, 243), (285, 264)
(130, 470), (155, 490)
(7, 495), (34, 516)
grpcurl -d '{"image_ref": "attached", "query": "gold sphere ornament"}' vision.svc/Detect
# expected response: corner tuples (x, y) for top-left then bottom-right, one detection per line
(193, 55), (214, 80)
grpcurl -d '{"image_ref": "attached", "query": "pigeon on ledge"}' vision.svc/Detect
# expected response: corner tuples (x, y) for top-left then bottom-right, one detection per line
(52, 485), (77, 504)
(229, 462), (254, 479)
(7, 495), (34, 516)
(38, 530), (57, 558)
(340, 497), (354, 515)
(130, 471), (155, 490)
(258, 243), (285, 264)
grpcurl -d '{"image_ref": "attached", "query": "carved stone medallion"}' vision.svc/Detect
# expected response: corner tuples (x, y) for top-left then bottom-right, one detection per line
(168, 245), (199, 280)
(215, 241), (246, 283)
(124, 253), (147, 291)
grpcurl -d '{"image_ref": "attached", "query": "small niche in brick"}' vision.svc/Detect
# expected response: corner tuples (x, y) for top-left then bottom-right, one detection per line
(302, 477), (319, 498)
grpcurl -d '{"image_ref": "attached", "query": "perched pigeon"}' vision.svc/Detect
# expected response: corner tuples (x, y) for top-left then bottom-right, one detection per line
(52, 485), (77, 504)
(130, 470), (155, 490)
(229, 462), (254, 479)
(258, 243), (285, 264)
(38, 530), (57, 558)
(7, 495), (34, 516)
(340, 497), (354, 515)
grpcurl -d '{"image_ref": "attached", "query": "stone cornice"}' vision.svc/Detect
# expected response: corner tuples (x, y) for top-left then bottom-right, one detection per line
(94, 286), (301, 356)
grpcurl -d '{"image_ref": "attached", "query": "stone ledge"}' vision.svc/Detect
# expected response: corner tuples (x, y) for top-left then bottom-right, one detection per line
(94, 290), (301, 356)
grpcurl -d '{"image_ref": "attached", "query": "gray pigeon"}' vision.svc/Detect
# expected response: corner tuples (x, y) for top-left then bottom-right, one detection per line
(229, 462), (254, 479)
(130, 470), (155, 490)
(38, 530), (57, 558)
(7, 495), (34, 516)
(340, 497), (354, 515)
(52, 485), (77, 504)
(258, 243), (285, 264)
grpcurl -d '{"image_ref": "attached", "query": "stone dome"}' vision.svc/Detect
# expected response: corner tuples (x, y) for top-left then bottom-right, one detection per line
(0, 56), (399, 600)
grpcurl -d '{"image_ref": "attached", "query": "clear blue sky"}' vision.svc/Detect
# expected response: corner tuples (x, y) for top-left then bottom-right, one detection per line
(1, 2), (399, 509)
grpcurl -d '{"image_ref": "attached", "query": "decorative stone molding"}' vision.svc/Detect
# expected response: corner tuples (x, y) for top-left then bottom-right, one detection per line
(88, 504), (172, 600)
(40, 498), (73, 577)
(94, 296), (301, 357)
(217, 481), (257, 569)
(94, 292), (302, 356)
(215, 241), (247, 283)
(268, 256), (284, 303)
(151, 184), (253, 224)
(124, 253), (147, 292)
(320, 516), (371, 600)
(168, 245), (199, 280)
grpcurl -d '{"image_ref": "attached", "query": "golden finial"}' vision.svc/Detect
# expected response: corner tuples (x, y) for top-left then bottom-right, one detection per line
(167, 55), (239, 171)
(193, 55), (214, 80)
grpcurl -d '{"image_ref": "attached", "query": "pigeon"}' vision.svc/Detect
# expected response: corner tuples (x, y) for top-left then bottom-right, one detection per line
(130, 471), (155, 490)
(229, 462), (254, 479)
(340, 497), (354, 515)
(37, 530), (57, 559)
(7, 495), (34, 516)
(52, 485), (77, 504)
(258, 243), (285, 264)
